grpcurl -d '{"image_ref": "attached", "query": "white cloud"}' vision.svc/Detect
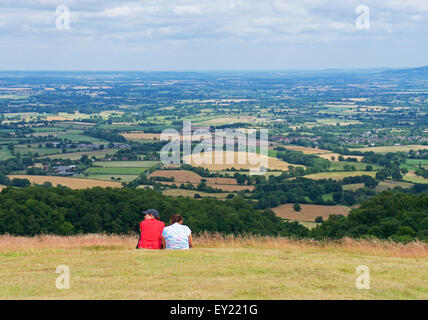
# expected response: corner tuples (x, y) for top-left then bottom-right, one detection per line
(101, 6), (134, 18)
(173, 5), (203, 15)
(0, 0), (427, 69)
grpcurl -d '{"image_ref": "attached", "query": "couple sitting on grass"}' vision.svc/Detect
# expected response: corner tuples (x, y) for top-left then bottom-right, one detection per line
(136, 209), (193, 250)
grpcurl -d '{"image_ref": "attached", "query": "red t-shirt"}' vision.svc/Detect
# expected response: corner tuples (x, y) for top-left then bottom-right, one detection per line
(137, 219), (165, 249)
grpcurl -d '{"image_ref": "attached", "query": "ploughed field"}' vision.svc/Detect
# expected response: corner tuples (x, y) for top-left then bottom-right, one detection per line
(272, 204), (350, 222)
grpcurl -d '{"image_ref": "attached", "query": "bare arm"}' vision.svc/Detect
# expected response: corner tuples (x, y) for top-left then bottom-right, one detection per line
(162, 236), (166, 250)
(188, 234), (193, 248)
(136, 223), (142, 249)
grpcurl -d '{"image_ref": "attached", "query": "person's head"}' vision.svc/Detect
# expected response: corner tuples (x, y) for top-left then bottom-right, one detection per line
(170, 214), (183, 225)
(142, 209), (160, 220)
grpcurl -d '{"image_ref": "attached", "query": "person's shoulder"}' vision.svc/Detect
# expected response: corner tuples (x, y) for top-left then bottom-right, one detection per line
(182, 225), (191, 233)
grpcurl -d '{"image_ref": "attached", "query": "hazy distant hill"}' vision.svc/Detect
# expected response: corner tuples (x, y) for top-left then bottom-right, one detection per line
(382, 65), (428, 77)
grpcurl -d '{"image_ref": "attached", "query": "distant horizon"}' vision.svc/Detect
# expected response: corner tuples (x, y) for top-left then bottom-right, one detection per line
(0, 65), (426, 73)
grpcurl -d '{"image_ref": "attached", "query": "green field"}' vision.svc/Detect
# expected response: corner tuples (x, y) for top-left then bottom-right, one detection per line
(76, 174), (138, 182)
(403, 174), (428, 184)
(32, 126), (66, 133)
(296, 221), (320, 230)
(322, 193), (333, 201)
(342, 181), (414, 192)
(41, 149), (117, 160)
(329, 162), (382, 171)
(57, 131), (105, 142)
(0, 147), (14, 161)
(14, 145), (62, 156)
(304, 171), (377, 180)
(0, 94), (28, 99)
(401, 159), (428, 171)
(1, 235), (426, 299)
(86, 167), (149, 175)
(93, 161), (160, 168)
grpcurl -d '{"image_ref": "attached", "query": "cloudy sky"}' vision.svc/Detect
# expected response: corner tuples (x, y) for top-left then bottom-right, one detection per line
(1, 0), (427, 70)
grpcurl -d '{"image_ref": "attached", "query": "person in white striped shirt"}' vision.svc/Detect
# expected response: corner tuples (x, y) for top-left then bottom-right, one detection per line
(162, 214), (193, 250)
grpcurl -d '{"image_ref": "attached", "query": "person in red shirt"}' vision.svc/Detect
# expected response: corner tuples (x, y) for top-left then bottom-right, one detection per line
(136, 209), (165, 249)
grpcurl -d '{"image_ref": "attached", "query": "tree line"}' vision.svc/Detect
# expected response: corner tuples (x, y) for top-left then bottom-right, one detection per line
(0, 185), (426, 242)
(0, 186), (308, 237)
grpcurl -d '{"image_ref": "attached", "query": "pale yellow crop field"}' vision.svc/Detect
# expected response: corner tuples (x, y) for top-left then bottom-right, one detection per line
(352, 145), (428, 154)
(280, 145), (330, 154)
(7, 175), (122, 189)
(317, 153), (363, 162)
(182, 151), (298, 171)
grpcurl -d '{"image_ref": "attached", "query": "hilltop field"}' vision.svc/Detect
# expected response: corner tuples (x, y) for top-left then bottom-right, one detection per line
(1, 234), (427, 300)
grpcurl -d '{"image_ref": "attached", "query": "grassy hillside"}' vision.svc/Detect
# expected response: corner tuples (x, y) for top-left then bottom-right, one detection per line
(1, 234), (427, 299)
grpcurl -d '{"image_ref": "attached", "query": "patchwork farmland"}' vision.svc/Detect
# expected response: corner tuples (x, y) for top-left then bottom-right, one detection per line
(84, 161), (161, 182)
(149, 169), (254, 192)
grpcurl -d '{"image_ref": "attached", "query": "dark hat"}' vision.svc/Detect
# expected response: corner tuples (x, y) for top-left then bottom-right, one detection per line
(142, 208), (160, 219)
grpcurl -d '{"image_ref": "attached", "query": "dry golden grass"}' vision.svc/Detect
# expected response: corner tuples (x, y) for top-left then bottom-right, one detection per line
(317, 153), (363, 162)
(0, 234), (426, 258)
(7, 175), (122, 189)
(59, 121), (95, 126)
(348, 98), (368, 102)
(1, 234), (427, 299)
(45, 116), (68, 121)
(279, 145), (330, 154)
(352, 145), (428, 154)
(272, 204), (350, 222)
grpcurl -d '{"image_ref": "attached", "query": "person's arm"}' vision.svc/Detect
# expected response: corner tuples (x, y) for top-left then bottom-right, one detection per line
(188, 234), (193, 248)
(136, 222), (142, 249)
(162, 236), (166, 250)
